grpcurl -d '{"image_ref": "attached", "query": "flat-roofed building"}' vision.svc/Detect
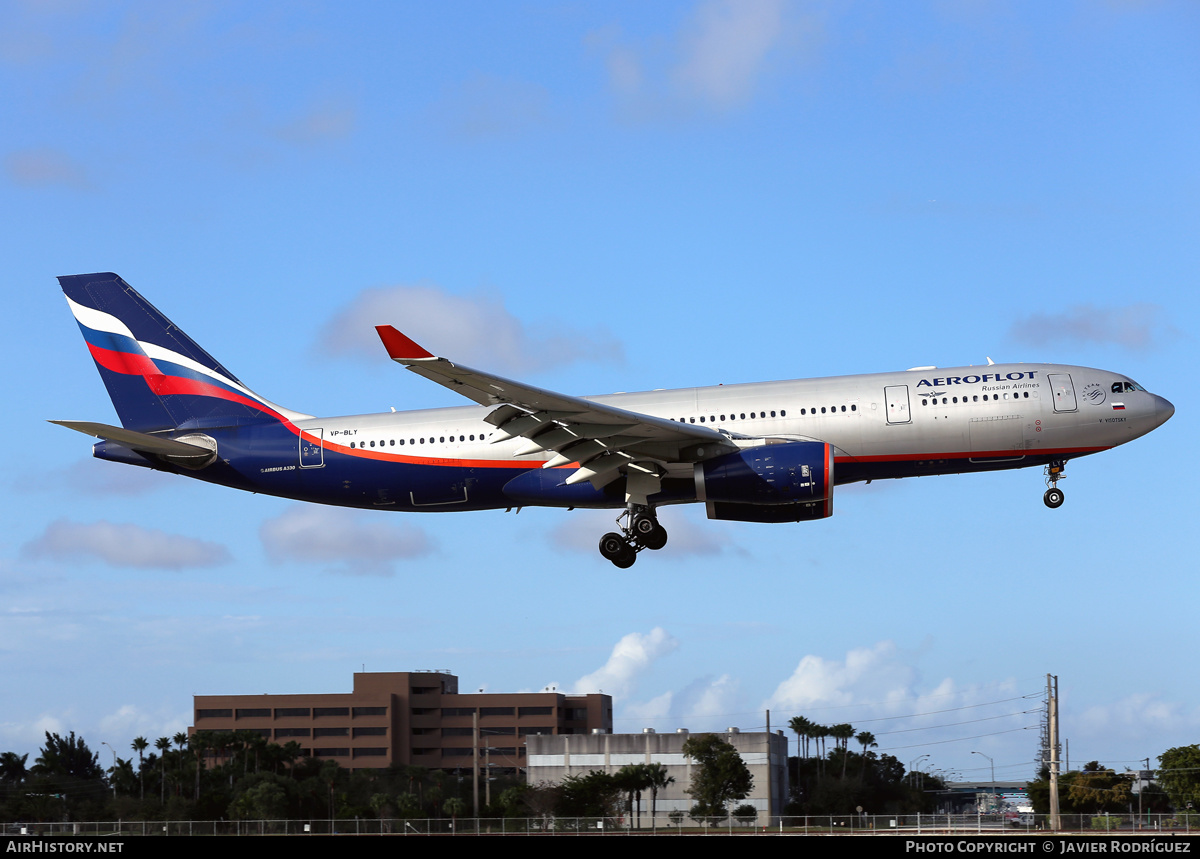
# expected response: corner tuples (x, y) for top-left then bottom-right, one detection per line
(526, 728), (789, 826)
(191, 670), (612, 774)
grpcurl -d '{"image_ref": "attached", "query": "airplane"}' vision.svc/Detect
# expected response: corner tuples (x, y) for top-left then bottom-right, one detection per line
(52, 272), (1174, 568)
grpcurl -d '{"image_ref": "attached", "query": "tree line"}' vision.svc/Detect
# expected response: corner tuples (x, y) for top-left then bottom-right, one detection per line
(0, 730), (489, 824)
(0, 729), (747, 826)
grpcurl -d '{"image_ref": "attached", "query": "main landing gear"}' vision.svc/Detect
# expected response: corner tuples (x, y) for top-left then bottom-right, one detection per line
(598, 506), (668, 568)
(1043, 460), (1066, 509)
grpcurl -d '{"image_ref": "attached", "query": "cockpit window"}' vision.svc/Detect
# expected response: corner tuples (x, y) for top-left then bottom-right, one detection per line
(1113, 381), (1146, 393)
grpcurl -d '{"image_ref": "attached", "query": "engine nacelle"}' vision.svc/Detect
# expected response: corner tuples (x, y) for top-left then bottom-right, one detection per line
(695, 441), (833, 523)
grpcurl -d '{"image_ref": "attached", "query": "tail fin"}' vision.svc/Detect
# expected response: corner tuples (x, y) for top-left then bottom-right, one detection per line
(58, 273), (311, 431)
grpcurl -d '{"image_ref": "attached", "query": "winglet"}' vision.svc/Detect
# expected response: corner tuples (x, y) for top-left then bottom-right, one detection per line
(375, 326), (436, 361)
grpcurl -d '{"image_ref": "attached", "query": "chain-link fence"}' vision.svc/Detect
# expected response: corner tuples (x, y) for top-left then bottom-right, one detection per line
(6, 813), (1199, 835)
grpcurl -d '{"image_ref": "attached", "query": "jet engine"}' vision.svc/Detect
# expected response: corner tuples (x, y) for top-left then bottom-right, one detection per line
(695, 440), (833, 523)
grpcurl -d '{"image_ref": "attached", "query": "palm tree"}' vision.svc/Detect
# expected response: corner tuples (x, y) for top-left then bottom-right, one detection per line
(0, 751), (28, 785)
(856, 731), (878, 783)
(645, 763), (675, 831)
(811, 725), (829, 776)
(831, 724), (855, 778)
(189, 731), (212, 801)
(443, 796), (467, 831)
(173, 733), (188, 797)
(614, 764), (652, 829)
(155, 737), (171, 803)
(789, 715), (813, 760)
(131, 737), (148, 801)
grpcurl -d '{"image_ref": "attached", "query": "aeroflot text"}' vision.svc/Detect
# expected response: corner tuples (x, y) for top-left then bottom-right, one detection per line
(917, 372), (1039, 388)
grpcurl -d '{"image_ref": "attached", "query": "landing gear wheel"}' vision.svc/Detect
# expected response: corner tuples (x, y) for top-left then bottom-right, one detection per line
(1043, 488), (1064, 509)
(640, 524), (668, 551)
(631, 513), (657, 537)
(631, 512), (668, 550)
(599, 532), (637, 568)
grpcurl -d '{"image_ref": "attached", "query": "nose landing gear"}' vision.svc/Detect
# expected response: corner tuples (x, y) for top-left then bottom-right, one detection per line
(1043, 461), (1066, 509)
(598, 505), (669, 567)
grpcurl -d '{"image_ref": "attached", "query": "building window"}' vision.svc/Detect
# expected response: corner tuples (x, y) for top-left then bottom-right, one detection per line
(275, 708), (310, 718)
(479, 707), (514, 717)
(236, 708), (270, 719)
(196, 709), (232, 720)
(441, 708), (476, 717)
(353, 727), (387, 738)
(353, 707), (387, 717)
(313, 707), (350, 718)
(314, 727), (349, 738)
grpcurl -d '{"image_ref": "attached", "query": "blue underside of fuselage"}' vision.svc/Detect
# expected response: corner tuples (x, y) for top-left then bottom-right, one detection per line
(97, 421), (1087, 513)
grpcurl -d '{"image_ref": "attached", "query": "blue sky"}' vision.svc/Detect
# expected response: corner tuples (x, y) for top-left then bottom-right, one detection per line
(3, 1), (1197, 786)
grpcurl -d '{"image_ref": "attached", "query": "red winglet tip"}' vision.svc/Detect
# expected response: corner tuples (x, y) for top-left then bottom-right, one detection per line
(375, 325), (434, 360)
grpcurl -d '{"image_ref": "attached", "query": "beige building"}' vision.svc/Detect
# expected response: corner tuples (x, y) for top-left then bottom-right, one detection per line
(191, 670), (612, 774)
(526, 728), (789, 826)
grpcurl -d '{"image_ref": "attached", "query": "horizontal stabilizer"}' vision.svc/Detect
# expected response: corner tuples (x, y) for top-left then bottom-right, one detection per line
(49, 420), (215, 459)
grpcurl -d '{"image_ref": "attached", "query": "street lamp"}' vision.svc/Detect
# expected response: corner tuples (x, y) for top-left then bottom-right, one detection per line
(909, 754), (930, 789)
(101, 742), (117, 800)
(971, 751), (996, 819)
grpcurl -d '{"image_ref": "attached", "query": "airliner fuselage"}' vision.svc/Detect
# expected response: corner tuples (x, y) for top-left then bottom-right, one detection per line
(54, 273), (1174, 567)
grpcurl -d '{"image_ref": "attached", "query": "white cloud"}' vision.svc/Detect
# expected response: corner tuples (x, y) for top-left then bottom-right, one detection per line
(1010, 304), (1179, 351)
(622, 690), (675, 727)
(572, 627), (679, 699)
(98, 704), (190, 746)
(23, 520), (231, 570)
(0, 714), (66, 758)
(318, 283), (623, 376)
(674, 0), (787, 108)
(766, 641), (914, 711)
(259, 505), (432, 576)
(1077, 693), (1191, 736)
(591, 0), (816, 116)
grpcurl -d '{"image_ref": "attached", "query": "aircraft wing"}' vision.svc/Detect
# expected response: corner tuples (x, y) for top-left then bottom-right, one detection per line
(376, 326), (737, 488)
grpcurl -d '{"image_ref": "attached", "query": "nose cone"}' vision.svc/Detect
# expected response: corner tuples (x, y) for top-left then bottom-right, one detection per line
(1153, 395), (1174, 428)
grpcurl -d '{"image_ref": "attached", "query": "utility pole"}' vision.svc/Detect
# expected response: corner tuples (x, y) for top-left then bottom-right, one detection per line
(1048, 674), (1060, 832)
(766, 709), (773, 827)
(472, 709), (479, 823)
